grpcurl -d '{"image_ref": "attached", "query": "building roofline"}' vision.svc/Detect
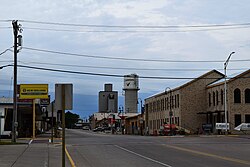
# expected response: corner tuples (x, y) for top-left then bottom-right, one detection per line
(228, 69), (250, 83)
(207, 69), (250, 89)
(177, 70), (224, 90)
(145, 70), (224, 100)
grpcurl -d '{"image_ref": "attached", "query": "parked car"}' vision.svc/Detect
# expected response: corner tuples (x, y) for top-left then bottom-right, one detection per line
(1, 131), (18, 139)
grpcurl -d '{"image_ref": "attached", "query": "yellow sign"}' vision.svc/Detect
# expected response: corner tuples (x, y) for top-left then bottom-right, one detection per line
(19, 84), (49, 99)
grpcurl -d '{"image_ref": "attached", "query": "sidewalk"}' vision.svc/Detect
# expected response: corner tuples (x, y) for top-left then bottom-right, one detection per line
(0, 132), (71, 167)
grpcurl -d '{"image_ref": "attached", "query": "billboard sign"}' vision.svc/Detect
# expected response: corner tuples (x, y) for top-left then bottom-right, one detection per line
(19, 84), (49, 99)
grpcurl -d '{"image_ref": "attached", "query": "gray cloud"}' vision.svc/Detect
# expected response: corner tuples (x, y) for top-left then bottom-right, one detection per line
(1, 0), (250, 117)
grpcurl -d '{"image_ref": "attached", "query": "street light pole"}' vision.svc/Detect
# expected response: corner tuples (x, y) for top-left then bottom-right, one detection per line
(137, 98), (143, 113)
(224, 51), (235, 134)
(165, 87), (172, 136)
(119, 105), (125, 135)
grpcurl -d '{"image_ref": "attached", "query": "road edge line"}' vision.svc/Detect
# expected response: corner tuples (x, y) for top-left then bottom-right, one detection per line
(115, 145), (172, 167)
(65, 147), (76, 167)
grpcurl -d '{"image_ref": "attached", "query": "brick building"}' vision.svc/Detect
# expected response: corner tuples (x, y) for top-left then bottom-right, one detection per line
(144, 70), (250, 135)
(206, 69), (250, 132)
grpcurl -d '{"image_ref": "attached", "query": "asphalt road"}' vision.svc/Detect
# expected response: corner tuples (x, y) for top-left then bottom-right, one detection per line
(65, 129), (250, 167)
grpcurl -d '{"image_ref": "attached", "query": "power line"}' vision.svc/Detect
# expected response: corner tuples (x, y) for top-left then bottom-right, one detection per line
(19, 20), (250, 29)
(18, 61), (248, 72)
(0, 47), (13, 56)
(2, 64), (249, 80)
(22, 46), (250, 63)
(0, 20), (12, 22)
(15, 64), (220, 80)
(0, 27), (11, 29)
(12, 64), (250, 80)
(22, 25), (250, 33)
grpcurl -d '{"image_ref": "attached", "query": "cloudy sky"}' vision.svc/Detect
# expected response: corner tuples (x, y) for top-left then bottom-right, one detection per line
(1, 0), (250, 118)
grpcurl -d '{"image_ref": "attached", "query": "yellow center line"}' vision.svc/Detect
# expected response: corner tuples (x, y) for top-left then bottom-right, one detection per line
(162, 144), (250, 166)
(65, 147), (76, 167)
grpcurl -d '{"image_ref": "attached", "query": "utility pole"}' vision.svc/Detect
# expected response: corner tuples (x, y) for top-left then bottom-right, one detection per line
(11, 20), (22, 143)
(12, 20), (18, 143)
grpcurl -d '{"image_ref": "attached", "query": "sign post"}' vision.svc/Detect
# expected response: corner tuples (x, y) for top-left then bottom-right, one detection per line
(47, 101), (55, 143)
(33, 99), (36, 139)
(62, 85), (66, 167)
(55, 84), (73, 167)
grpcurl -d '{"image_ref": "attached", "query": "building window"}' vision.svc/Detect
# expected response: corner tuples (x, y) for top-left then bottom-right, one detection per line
(165, 98), (167, 110)
(167, 97), (169, 109)
(213, 92), (215, 106)
(153, 102), (155, 112)
(162, 99), (164, 110)
(221, 90), (224, 105)
(245, 115), (250, 123)
(245, 89), (250, 103)
(234, 88), (241, 103)
(209, 93), (211, 107)
(171, 96), (174, 108)
(177, 94), (179, 108)
(235, 114), (241, 127)
(157, 100), (159, 111)
(175, 95), (177, 108)
(216, 91), (219, 105)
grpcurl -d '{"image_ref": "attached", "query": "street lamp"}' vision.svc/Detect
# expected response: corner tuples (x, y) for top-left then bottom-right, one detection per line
(119, 105), (125, 134)
(165, 87), (173, 136)
(137, 98), (143, 113)
(224, 51), (235, 134)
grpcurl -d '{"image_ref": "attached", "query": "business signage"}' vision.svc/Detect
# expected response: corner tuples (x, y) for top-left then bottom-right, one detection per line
(215, 123), (229, 130)
(19, 84), (49, 99)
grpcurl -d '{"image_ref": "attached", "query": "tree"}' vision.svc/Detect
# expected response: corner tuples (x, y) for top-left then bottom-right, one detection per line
(65, 111), (79, 129)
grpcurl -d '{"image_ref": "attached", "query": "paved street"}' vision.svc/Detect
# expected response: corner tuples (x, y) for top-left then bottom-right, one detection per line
(1, 129), (250, 167)
(66, 129), (250, 167)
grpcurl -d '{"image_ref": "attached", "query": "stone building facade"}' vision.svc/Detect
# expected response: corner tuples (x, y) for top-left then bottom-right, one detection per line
(145, 70), (232, 135)
(206, 69), (250, 132)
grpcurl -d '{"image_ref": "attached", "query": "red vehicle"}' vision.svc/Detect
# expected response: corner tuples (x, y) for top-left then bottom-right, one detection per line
(159, 124), (177, 136)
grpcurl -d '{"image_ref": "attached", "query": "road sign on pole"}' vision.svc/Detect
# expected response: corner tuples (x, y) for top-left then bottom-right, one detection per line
(55, 84), (73, 110)
(55, 83), (73, 167)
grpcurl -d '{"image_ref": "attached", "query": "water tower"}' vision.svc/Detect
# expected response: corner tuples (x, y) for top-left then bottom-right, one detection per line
(123, 74), (140, 113)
